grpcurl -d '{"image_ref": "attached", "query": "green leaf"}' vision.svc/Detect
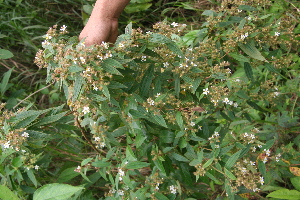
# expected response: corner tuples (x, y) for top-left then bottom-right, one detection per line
(14, 112), (41, 129)
(82, 4), (93, 14)
(27, 169), (37, 187)
(229, 53), (249, 62)
(174, 74), (180, 97)
(202, 10), (217, 17)
(72, 74), (84, 102)
(291, 177), (300, 191)
(102, 85), (110, 100)
(129, 109), (148, 119)
(153, 159), (166, 176)
(102, 60), (123, 76)
(258, 161), (267, 177)
(225, 179), (234, 199)
(224, 168), (236, 180)
(125, 3), (152, 13)
(238, 42), (267, 62)
(225, 149), (242, 169)
(126, 146), (137, 161)
(166, 42), (184, 58)
(265, 63), (280, 73)
(12, 157), (23, 168)
(140, 64), (154, 97)
(57, 167), (81, 183)
(244, 62), (253, 80)
(246, 100), (266, 112)
(1, 68), (12, 95)
(126, 161), (150, 169)
(203, 157), (214, 168)
(154, 192), (169, 200)
(81, 158), (93, 166)
(102, 58), (124, 69)
(0, 49), (14, 59)
(92, 160), (111, 168)
(267, 189), (300, 199)
(176, 111), (184, 130)
(151, 114), (168, 128)
(0, 185), (20, 200)
(33, 111), (68, 127)
(171, 152), (189, 162)
(33, 183), (84, 200)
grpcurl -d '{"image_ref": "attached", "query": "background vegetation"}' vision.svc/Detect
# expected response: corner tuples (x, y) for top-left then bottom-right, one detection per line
(0, 0), (300, 199)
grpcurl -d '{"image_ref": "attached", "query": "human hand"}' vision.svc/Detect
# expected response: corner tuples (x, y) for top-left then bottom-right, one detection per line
(79, 17), (119, 46)
(78, 0), (130, 47)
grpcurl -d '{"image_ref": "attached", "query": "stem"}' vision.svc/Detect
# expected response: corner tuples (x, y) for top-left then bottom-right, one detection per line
(13, 82), (54, 110)
(75, 117), (105, 156)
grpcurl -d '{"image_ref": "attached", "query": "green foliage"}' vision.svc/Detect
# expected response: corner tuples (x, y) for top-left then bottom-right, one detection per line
(1, 0), (300, 199)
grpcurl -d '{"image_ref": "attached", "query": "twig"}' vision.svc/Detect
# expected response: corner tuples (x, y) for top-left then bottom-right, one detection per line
(13, 82), (54, 110)
(75, 117), (105, 156)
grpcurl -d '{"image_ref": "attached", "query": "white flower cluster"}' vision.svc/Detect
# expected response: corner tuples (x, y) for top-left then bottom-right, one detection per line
(118, 168), (125, 181)
(169, 185), (177, 194)
(147, 98), (155, 106)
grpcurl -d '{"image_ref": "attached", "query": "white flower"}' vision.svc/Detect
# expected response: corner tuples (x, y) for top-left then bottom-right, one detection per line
(273, 92), (280, 97)
(241, 167), (247, 174)
(263, 157), (268, 163)
(99, 142), (105, 148)
(118, 43), (125, 48)
(169, 185), (177, 194)
(73, 58), (78, 64)
(22, 132), (29, 138)
(223, 98), (230, 104)
(101, 41), (109, 49)
(95, 137), (100, 142)
(141, 56), (147, 62)
(155, 183), (160, 190)
(3, 141), (10, 149)
(147, 98), (155, 106)
(252, 146), (256, 152)
(249, 161), (255, 166)
(214, 132), (219, 137)
(42, 40), (50, 46)
(190, 121), (196, 126)
(118, 168), (125, 177)
(163, 62), (169, 68)
(97, 55), (103, 60)
(93, 85), (98, 91)
(80, 57), (86, 64)
(171, 22), (179, 27)
(74, 166), (81, 172)
(203, 88), (209, 95)
(259, 176), (264, 185)
(276, 153), (281, 162)
(34, 165), (39, 170)
(117, 190), (124, 196)
(21, 150), (26, 153)
(60, 25), (67, 32)
(155, 93), (161, 98)
(82, 106), (90, 114)
(104, 53), (112, 58)
(44, 34), (52, 40)
(264, 149), (271, 156)
(275, 32), (280, 36)
(233, 102), (238, 108)
(215, 144), (219, 148)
